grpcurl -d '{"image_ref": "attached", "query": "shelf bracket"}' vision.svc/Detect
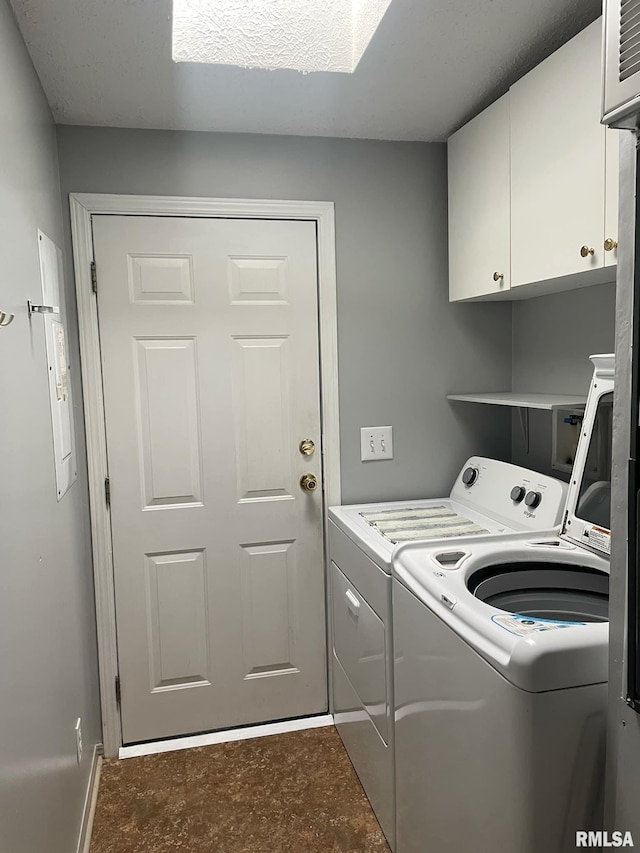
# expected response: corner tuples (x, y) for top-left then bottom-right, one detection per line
(518, 406), (530, 454)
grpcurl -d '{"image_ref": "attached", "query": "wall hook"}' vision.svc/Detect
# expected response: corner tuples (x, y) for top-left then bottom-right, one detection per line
(27, 300), (59, 316)
(0, 311), (15, 327)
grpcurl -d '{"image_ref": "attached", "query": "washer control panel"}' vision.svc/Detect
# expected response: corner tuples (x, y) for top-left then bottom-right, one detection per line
(462, 466), (479, 486)
(450, 457), (568, 531)
(524, 490), (542, 509)
(510, 486), (526, 503)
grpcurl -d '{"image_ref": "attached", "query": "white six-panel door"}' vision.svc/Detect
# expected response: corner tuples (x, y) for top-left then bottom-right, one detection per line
(93, 215), (326, 744)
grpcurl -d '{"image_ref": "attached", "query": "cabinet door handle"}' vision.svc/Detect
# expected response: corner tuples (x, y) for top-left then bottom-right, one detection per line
(604, 238), (618, 252)
(345, 588), (360, 616)
(580, 245), (595, 257)
(493, 271), (504, 283)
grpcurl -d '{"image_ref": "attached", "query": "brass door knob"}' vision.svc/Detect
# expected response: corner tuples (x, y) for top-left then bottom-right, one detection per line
(300, 473), (318, 492)
(580, 245), (595, 257)
(604, 237), (618, 252)
(299, 439), (315, 456)
(493, 272), (504, 283)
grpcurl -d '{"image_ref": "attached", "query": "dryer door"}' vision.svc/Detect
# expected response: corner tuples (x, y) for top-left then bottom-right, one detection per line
(331, 563), (388, 743)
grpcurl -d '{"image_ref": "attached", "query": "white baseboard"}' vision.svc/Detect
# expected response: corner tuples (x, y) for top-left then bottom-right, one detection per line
(119, 714), (334, 760)
(76, 743), (103, 853)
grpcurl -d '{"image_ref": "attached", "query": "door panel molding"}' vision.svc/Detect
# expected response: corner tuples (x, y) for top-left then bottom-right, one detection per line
(134, 336), (203, 509)
(232, 335), (293, 501)
(239, 540), (298, 679)
(145, 549), (211, 691)
(69, 194), (340, 756)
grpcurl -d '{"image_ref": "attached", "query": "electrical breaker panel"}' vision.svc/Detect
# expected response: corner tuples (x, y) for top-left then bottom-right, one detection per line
(37, 230), (77, 500)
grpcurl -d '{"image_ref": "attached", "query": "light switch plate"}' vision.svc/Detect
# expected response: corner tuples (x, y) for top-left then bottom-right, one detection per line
(360, 426), (393, 462)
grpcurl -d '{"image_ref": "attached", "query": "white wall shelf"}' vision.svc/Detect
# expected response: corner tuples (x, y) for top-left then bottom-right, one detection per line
(447, 392), (587, 411)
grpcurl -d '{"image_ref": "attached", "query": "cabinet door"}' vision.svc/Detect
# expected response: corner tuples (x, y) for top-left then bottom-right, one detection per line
(510, 20), (605, 287)
(605, 127), (620, 268)
(448, 93), (510, 301)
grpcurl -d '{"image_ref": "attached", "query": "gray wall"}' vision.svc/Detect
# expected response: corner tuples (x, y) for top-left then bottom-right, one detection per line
(511, 282), (617, 478)
(55, 125), (513, 504)
(0, 3), (101, 852)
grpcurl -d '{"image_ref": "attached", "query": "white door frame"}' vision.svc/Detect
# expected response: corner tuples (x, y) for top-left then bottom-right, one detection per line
(69, 193), (340, 757)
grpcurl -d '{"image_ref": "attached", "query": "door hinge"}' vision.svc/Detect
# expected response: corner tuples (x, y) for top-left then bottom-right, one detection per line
(115, 675), (121, 707)
(91, 261), (97, 294)
(105, 476), (111, 506)
(560, 509), (569, 536)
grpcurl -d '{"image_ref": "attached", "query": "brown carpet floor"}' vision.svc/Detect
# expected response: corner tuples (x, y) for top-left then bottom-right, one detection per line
(90, 726), (391, 853)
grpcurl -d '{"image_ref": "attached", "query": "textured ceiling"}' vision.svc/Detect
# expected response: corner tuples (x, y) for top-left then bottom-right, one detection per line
(10, 0), (601, 141)
(173, 0), (393, 73)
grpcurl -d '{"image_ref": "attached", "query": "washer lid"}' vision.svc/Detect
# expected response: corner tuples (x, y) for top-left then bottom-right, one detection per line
(561, 354), (613, 557)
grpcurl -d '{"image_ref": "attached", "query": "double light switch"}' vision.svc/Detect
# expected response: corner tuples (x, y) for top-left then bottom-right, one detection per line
(360, 426), (394, 462)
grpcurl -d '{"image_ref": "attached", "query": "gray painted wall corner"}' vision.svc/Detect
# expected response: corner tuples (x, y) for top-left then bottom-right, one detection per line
(510, 282), (617, 478)
(0, 2), (101, 851)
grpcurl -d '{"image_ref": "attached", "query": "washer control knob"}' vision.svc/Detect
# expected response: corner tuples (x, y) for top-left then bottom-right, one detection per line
(510, 486), (526, 503)
(524, 490), (542, 509)
(462, 467), (478, 487)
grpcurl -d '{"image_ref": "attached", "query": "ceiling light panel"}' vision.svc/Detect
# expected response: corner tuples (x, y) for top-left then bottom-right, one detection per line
(172, 0), (393, 73)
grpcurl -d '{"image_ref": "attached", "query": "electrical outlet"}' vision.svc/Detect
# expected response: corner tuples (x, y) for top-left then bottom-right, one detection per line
(360, 426), (393, 462)
(75, 718), (83, 765)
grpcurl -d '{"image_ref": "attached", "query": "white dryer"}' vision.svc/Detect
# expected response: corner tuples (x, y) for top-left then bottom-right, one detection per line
(393, 354), (613, 853)
(329, 457), (568, 850)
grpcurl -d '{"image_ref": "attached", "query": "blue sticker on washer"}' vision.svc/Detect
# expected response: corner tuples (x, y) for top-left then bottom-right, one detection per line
(491, 613), (586, 637)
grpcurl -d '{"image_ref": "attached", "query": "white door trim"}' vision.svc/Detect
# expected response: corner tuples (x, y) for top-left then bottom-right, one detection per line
(118, 714), (334, 760)
(69, 193), (340, 757)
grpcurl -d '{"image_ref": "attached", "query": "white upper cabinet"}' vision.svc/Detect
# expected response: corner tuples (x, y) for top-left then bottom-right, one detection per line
(448, 18), (618, 302)
(448, 93), (511, 301)
(510, 21), (605, 288)
(605, 127), (620, 268)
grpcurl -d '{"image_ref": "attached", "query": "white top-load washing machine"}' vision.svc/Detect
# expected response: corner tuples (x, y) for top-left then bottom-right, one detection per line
(393, 354), (613, 853)
(329, 458), (569, 850)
